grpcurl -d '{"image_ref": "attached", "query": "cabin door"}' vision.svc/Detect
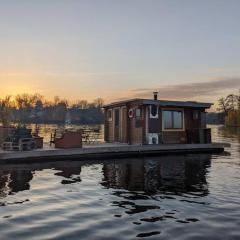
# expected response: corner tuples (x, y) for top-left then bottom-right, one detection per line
(121, 107), (127, 142)
(200, 112), (206, 128)
(114, 108), (120, 142)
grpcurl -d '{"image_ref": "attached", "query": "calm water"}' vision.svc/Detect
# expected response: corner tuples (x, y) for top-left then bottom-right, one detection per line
(0, 125), (239, 240)
(25, 123), (104, 143)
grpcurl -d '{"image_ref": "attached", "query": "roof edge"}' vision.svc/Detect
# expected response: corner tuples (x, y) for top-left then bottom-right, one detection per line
(103, 98), (213, 109)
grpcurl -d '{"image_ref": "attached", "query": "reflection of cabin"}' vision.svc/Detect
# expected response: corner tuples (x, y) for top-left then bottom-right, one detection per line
(103, 92), (212, 145)
(102, 155), (210, 193)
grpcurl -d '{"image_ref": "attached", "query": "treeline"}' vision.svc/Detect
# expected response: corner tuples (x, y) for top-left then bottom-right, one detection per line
(0, 94), (104, 126)
(218, 92), (240, 127)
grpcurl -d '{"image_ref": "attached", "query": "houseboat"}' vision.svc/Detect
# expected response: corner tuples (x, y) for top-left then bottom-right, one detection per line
(103, 92), (212, 145)
(0, 93), (225, 164)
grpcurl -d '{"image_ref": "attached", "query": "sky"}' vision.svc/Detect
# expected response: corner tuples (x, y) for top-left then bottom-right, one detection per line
(0, 0), (239, 108)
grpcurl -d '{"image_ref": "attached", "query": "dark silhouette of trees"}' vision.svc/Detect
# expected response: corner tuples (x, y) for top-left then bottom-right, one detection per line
(0, 94), (104, 125)
(0, 96), (13, 126)
(218, 91), (240, 126)
(218, 97), (230, 116)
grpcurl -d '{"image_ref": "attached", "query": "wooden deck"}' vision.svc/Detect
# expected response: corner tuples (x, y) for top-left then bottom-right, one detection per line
(0, 143), (227, 164)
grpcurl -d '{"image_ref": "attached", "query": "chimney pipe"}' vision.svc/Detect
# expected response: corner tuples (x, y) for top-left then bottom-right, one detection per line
(153, 91), (158, 100)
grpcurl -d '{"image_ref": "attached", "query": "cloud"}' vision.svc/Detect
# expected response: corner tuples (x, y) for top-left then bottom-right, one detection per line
(131, 78), (240, 100)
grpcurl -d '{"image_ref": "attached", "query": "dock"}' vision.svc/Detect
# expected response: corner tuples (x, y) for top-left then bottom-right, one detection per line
(0, 143), (226, 164)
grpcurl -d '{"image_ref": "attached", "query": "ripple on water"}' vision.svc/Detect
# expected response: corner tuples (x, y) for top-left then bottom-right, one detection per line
(0, 125), (239, 240)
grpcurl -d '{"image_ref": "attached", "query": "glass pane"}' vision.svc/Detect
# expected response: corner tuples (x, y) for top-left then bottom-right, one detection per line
(193, 110), (199, 120)
(136, 109), (141, 118)
(173, 111), (182, 129)
(163, 111), (172, 129)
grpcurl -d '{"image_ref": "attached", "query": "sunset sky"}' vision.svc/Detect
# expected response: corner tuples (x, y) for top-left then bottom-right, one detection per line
(0, 0), (239, 107)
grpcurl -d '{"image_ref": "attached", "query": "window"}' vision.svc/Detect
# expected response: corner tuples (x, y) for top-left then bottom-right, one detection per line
(135, 108), (141, 119)
(107, 109), (112, 121)
(135, 108), (142, 128)
(163, 110), (183, 130)
(193, 110), (199, 120)
(150, 105), (158, 118)
(163, 111), (172, 129)
(114, 109), (120, 127)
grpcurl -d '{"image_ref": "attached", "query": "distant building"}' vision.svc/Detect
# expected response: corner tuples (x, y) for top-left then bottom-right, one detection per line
(103, 92), (212, 145)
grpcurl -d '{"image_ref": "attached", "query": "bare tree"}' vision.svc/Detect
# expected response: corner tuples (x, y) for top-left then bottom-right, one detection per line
(226, 94), (237, 110)
(93, 98), (104, 109)
(72, 100), (89, 109)
(0, 96), (12, 126)
(218, 91), (240, 126)
(218, 97), (230, 115)
(236, 89), (240, 110)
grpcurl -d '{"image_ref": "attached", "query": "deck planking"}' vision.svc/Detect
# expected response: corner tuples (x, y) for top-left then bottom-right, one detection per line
(0, 143), (227, 164)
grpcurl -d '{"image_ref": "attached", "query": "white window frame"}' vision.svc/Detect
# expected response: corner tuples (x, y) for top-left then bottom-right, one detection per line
(149, 105), (159, 119)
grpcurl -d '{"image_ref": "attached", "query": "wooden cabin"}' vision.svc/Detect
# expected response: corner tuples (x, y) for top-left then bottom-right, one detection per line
(103, 92), (212, 145)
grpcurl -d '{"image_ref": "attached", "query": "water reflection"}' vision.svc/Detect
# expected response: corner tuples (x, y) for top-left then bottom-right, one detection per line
(102, 155), (211, 196)
(25, 123), (104, 143)
(8, 170), (34, 194)
(0, 125), (239, 240)
(221, 126), (240, 144)
(0, 163), (83, 198)
(54, 164), (82, 184)
(0, 169), (34, 197)
(0, 154), (211, 199)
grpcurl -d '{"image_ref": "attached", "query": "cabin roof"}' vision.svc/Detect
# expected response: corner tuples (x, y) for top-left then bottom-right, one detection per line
(103, 98), (213, 109)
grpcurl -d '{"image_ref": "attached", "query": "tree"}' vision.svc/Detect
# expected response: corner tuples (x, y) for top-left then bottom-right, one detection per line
(218, 90), (240, 126)
(72, 100), (89, 109)
(236, 90), (240, 110)
(15, 93), (43, 122)
(53, 96), (60, 106)
(0, 93), (105, 124)
(218, 97), (230, 115)
(226, 94), (237, 110)
(54, 100), (68, 122)
(93, 98), (104, 109)
(0, 96), (13, 126)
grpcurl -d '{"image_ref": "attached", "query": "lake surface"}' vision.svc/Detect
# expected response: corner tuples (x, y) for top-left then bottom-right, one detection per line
(0, 125), (239, 240)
